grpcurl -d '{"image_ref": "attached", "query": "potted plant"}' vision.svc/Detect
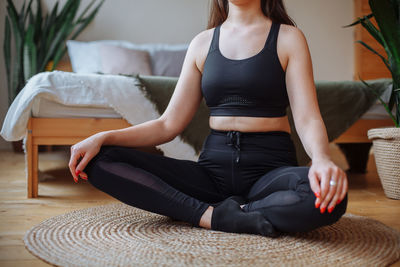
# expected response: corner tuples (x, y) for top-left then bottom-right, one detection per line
(3, 0), (104, 152)
(346, 0), (400, 199)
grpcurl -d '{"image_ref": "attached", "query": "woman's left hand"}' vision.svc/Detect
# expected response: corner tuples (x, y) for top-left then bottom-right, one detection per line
(308, 158), (348, 214)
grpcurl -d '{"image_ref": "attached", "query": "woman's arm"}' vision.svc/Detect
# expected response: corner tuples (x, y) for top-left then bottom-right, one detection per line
(103, 40), (204, 147)
(281, 26), (348, 214)
(69, 32), (206, 181)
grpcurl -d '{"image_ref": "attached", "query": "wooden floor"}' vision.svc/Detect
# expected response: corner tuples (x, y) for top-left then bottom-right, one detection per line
(0, 144), (399, 267)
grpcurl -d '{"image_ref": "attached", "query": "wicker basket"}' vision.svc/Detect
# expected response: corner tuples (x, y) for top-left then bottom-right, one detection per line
(368, 127), (400, 200)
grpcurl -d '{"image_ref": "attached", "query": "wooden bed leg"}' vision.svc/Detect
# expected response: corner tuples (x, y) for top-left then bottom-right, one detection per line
(32, 144), (39, 197)
(27, 119), (39, 198)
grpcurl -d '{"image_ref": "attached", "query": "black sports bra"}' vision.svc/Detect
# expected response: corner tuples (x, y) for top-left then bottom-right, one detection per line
(201, 21), (289, 117)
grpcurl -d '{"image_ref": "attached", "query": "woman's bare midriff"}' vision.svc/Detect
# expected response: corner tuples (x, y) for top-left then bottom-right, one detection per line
(209, 115), (291, 134)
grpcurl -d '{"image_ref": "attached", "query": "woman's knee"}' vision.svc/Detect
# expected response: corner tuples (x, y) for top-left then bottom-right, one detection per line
(304, 192), (348, 232)
(85, 146), (139, 174)
(279, 191), (347, 233)
(330, 192), (348, 222)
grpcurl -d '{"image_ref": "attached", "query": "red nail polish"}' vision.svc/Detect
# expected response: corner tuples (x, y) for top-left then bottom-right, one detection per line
(337, 199), (341, 205)
(315, 202), (320, 209)
(314, 192), (320, 198)
(82, 176), (87, 180)
(320, 207), (326, 214)
(76, 170), (81, 176)
(74, 178), (78, 183)
(328, 207), (334, 213)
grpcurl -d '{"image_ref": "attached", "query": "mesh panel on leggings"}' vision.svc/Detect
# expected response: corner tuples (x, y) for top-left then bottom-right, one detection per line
(103, 161), (166, 192)
(89, 161), (209, 225)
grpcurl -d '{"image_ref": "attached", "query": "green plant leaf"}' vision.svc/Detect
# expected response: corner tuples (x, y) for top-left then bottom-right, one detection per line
(19, 1), (26, 28)
(44, 24), (56, 53)
(36, 13), (49, 69)
(6, 0), (19, 20)
(23, 24), (37, 81)
(359, 77), (398, 126)
(4, 17), (12, 104)
(342, 13), (374, 27)
(75, 0), (96, 23)
(28, 7), (34, 26)
(40, 12), (75, 71)
(56, 0), (80, 29)
(49, 2), (59, 21)
(70, 0), (105, 40)
(369, 0), (400, 77)
(33, 0), (42, 44)
(369, 0), (400, 125)
(7, 5), (24, 101)
(388, 86), (396, 113)
(47, 2), (59, 31)
(5, 0), (104, 104)
(23, 0), (34, 27)
(395, 85), (400, 126)
(360, 16), (385, 47)
(355, 40), (391, 71)
(6, 0), (22, 33)
(51, 46), (66, 71)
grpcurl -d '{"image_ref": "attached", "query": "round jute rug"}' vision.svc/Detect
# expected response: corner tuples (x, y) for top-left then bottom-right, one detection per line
(23, 203), (400, 267)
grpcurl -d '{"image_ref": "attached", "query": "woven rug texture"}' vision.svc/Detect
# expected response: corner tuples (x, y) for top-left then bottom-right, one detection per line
(23, 203), (400, 267)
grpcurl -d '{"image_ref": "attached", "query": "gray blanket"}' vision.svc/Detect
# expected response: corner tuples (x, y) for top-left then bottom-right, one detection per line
(137, 75), (392, 165)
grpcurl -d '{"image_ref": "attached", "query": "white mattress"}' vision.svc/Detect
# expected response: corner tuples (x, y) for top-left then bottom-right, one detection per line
(32, 98), (122, 118)
(32, 97), (391, 120)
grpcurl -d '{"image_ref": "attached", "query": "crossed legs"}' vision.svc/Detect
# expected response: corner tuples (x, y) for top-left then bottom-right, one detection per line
(84, 146), (347, 235)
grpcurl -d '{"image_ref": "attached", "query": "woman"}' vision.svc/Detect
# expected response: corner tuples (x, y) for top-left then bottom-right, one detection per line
(69, 0), (348, 237)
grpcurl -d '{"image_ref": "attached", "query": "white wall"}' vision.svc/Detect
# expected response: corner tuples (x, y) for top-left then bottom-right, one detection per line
(68, 0), (210, 43)
(286, 0), (354, 81)
(0, 0), (354, 151)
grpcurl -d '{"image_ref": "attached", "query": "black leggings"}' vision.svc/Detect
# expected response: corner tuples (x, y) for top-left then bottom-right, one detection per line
(84, 129), (347, 233)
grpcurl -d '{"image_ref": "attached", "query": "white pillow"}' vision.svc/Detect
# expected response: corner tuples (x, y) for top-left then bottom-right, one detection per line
(66, 40), (189, 75)
(66, 40), (102, 73)
(98, 44), (152, 76)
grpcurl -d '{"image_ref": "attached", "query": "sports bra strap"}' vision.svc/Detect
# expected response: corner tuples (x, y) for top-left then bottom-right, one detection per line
(209, 24), (221, 51)
(264, 22), (280, 53)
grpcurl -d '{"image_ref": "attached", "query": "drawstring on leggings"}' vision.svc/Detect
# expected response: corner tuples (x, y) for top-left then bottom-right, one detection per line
(226, 131), (241, 163)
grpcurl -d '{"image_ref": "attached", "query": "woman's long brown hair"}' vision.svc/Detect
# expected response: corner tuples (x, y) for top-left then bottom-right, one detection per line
(207, 0), (296, 29)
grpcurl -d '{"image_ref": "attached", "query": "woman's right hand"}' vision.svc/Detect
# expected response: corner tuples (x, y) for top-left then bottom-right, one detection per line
(68, 132), (106, 183)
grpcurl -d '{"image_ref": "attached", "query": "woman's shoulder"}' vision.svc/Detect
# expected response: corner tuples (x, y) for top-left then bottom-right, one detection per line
(277, 24), (309, 54)
(278, 24), (306, 46)
(186, 28), (216, 72)
(279, 24), (307, 43)
(189, 27), (215, 51)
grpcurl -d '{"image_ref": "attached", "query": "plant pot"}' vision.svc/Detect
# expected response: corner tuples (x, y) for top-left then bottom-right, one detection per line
(368, 127), (400, 200)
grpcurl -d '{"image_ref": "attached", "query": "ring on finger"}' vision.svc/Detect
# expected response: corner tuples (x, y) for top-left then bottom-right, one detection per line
(329, 179), (337, 187)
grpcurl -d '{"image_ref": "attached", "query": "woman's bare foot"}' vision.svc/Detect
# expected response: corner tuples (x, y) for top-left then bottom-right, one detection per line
(199, 204), (245, 229)
(199, 205), (244, 229)
(199, 205), (213, 229)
